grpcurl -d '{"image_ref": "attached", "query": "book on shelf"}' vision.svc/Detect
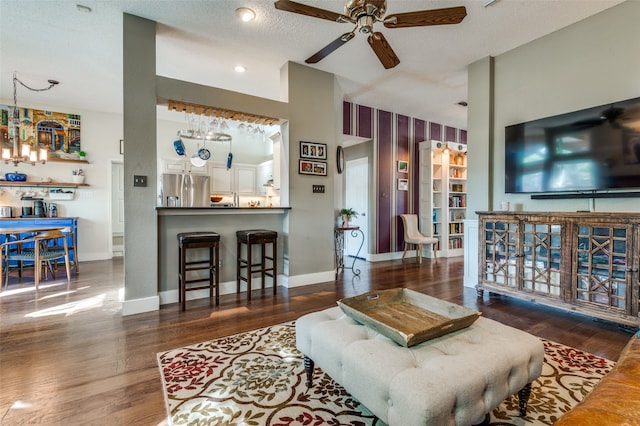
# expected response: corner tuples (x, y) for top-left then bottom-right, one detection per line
(449, 195), (466, 208)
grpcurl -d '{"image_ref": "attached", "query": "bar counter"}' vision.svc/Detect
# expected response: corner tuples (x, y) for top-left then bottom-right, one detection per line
(156, 206), (290, 305)
(157, 206), (291, 216)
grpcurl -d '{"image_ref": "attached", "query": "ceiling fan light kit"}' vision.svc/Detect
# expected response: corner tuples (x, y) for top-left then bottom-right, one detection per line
(274, 0), (466, 69)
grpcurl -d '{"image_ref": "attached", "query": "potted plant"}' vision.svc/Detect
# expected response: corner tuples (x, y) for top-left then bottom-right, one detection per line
(340, 208), (358, 227)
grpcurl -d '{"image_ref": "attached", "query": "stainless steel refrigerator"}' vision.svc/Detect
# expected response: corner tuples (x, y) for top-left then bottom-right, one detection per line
(161, 173), (210, 207)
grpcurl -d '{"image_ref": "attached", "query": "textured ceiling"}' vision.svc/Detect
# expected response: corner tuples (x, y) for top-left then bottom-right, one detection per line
(0, 0), (626, 129)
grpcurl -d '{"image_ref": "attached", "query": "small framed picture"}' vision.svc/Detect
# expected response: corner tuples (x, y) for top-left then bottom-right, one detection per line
(299, 159), (327, 176)
(300, 141), (327, 160)
(398, 178), (409, 191)
(397, 160), (408, 173)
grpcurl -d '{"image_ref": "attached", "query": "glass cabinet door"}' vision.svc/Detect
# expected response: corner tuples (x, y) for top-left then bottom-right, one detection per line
(482, 219), (518, 288)
(522, 221), (563, 298)
(575, 224), (631, 312)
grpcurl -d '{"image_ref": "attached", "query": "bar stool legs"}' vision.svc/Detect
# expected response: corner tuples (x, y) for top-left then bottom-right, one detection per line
(236, 229), (277, 301)
(177, 232), (220, 311)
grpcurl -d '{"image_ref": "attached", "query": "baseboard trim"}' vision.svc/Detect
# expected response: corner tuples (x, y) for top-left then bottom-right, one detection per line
(285, 270), (335, 288)
(157, 271), (334, 306)
(159, 276), (286, 305)
(122, 295), (159, 316)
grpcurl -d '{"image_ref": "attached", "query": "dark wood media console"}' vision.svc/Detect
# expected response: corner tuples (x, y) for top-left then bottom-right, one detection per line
(477, 211), (640, 327)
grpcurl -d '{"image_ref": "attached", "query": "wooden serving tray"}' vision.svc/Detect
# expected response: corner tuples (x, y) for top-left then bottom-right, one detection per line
(338, 288), (481, 347)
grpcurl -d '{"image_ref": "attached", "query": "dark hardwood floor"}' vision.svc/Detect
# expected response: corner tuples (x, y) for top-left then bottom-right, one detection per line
(0, 256), (635, 425)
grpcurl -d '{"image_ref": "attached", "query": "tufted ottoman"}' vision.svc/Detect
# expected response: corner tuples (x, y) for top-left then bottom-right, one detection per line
(296, 306), (544, 426)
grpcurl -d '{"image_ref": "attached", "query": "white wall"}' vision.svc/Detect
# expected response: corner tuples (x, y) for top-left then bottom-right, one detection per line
(0, 99), (122, 261)
(468, 0), (640, 215)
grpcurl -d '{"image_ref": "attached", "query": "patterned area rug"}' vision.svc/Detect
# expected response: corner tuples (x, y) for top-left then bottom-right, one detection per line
(157, 322), (614, 426)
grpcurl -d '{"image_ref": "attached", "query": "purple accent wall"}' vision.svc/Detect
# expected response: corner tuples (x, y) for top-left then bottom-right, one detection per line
(445, 126), (457, 143)
(357, 105), (373, 139)
(396, 114), (409, 251)
(412, 119), (426, 214)
(342, 102), (466, 255)
(377, 109), (392, 254)
(343, 101), (352, 135)
(430, 122), (442, 141)
(414, 119), (427, 143)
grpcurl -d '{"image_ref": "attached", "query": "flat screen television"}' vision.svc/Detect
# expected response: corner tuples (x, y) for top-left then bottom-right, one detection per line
(505, 96), (640, 194)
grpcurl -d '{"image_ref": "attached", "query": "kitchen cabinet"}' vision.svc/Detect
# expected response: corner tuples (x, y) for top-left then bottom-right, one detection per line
(162, 159), (207, 175)
(164, 159), (262, 195)
(477, 211), (640, 327)
(209, 163), (233, 194)
(273, 138), (282, 190)
(235, 166), (256, 195)
(257, 160), (273, 195)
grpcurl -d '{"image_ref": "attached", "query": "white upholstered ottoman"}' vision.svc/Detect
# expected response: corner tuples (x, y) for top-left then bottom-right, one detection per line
(296, 306), (544, 426)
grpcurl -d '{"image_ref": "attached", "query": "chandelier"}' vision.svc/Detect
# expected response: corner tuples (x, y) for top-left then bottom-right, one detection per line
(4, 72), (59, 166)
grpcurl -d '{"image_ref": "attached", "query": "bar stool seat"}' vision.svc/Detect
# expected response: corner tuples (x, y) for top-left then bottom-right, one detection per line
(236, 229), (277, 301)
(177, 231), (220, 311)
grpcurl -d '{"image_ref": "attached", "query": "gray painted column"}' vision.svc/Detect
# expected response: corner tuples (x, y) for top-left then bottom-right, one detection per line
(122, 14), (158, 314)
(284, 62), (340, 281)
(467, 56), (494, 218)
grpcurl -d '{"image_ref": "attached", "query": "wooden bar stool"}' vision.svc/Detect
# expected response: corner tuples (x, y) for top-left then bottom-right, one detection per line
(177, 232), (220, 311)
(236, 229), (277, 301)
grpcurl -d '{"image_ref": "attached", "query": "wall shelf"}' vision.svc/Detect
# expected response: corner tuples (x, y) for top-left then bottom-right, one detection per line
(0, 181), (89, 188)
(47, 158), (89, 164)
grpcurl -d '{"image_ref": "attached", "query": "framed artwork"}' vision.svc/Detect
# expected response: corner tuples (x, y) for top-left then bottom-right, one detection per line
(300, 141), (327, 160)
(398, 178), (409, 191)
(299, 159), (327, 176)
(398, 160), (409, 173)
(0, 105), (81, 159)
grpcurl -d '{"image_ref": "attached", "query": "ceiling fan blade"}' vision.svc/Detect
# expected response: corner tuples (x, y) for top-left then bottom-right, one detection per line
(384, 6), (467, 29)
(274, 0), (350, 23)
(367, 32), (400, 69)
(305, 32), (355, 64)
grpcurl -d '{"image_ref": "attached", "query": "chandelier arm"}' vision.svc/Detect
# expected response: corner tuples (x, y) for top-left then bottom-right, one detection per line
(14, 76), (59, 92)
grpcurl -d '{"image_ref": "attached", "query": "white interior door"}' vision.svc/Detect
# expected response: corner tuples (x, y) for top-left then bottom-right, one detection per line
(111, 162), (125, 255)
(345, 157), (369, 258)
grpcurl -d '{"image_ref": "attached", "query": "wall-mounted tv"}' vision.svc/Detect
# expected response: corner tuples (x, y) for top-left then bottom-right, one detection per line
(505, 96), (640, 194)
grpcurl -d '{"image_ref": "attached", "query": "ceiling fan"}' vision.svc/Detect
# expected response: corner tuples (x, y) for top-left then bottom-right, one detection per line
(274, 0), (467, 69)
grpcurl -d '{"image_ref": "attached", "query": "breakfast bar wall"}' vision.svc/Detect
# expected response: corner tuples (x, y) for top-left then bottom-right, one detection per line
(477, 211), (640, 327)
(156, 207), (288, 305)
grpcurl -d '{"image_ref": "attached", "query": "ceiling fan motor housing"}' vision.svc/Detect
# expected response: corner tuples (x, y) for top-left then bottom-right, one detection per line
(346, 0), (386, 21)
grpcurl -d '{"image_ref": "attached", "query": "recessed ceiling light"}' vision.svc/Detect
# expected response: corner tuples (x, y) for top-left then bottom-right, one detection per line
(76, 4), (92, 13)
(234, 65), (247, 73)
(457, 101), (468, 107)
(235, 7), (256, 22)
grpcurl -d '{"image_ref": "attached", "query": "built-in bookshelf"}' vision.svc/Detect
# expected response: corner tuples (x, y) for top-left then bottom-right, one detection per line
(419, 140), (467, 258)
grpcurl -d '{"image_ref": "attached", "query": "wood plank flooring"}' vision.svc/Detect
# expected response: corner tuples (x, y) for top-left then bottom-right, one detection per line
(0, 256), (635, 425)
